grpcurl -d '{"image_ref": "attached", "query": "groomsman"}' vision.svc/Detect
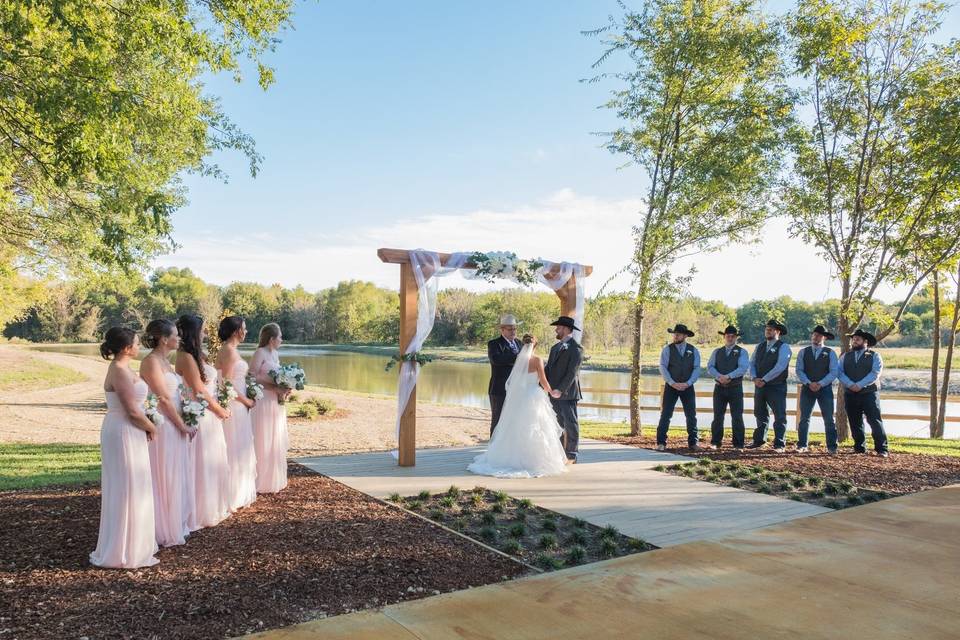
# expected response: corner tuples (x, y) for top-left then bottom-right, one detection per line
(706, 325), (749, 449)
(838, 328), (889, 457)
(747, 319), (792, 452)
(545, 316), (584, 463)
(795, 325), (839, 454)
(656, 324), (700, 451)
(487, 314), (522, 434)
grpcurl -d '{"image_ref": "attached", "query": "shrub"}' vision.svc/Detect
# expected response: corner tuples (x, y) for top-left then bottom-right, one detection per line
(704, 472), (717, 482)
(294, 403), (319, 419)
(418, 489), (431, 501)
(824, 483), (839, 495)
(653, 464), (666, 472)
(750, 465), (764, 473)
(517, 498), (533, 509)
(501, 539), (522, 555)
(471, 493), (485, 506)
(568, 530), (588, 546)
(790, 495), (805, 502)
(566, 545), (587, 564)
(729, 479), (742, 488)
(757, 484), (771, 494)
(535, 553), (563, 570)
(539, 534), (558, 549)
(838, 480), (854, 493)
(669, 464), (683, 471)
(514, 510), (527, 523)
(778, 481), (792, 492)
(791, 477), (808, 489)
(446, 485), (461, 497)
(428, 509), (444, 520)
(480, 526), (498, 543)
(493, 490), (509, 503)
(627, 538), (648, 551)
(439, 495), (456, 508)
(846, 495), (864, 506)
(406, 499), (422, 511)
(387, 493), (402, 503)
(694, 467), (709, 476)
(600, 525), (620, 540)
(491, 502), (504, 514)
(811, 489), (825, 498)
(302, 397), (336, 415)
(509, 523), (526, 538)
(824, 499), (840, 509)
(680, 467), (694, 477)
(480, 512), (497, 526)
(696, 458), (712, 466)
(746, 476), (760, 485)
(541, 518), (558, 532)
(735, 468), (752, 478)
(573, 517), (587, 528)
(761, 471), (778, 481)
(452, 517), (466, 531)
(599, 538), (618, 557)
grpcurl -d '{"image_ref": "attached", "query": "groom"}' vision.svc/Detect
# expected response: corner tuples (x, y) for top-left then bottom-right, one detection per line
(545, 316), (584, 463)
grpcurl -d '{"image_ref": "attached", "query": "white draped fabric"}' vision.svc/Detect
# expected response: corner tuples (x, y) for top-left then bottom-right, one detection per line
(393, 249), (588, 456)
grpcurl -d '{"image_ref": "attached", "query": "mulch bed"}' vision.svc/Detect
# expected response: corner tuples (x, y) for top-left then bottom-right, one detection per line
(600, 434), (960, 494)
(393, 487), (654, 571)
(0, 463), (528, 640)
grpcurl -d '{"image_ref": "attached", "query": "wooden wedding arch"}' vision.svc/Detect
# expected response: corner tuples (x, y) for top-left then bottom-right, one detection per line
(378, 248), (593, 466)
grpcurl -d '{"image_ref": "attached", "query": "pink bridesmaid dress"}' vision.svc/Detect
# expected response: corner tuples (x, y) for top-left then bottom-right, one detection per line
(148, 370), (192, 547)
(190, 363), (232, 528)
(90, 380), (160, 569)
(221, 359), (257, 510)
(250, 348), (289, 493)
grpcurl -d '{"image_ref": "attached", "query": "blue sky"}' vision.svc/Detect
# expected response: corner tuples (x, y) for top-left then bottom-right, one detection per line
(158, 0), (960, 305)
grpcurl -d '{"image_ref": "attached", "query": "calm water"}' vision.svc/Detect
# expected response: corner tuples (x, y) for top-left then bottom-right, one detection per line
(33, 344), (958, 438)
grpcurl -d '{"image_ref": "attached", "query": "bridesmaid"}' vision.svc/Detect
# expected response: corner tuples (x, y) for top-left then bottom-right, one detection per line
(250, 322), (290, 493)
(175, 314), (232, 529)
(140, 319), (195, 547)
(90, 327), (159, 569)
(215, 316), (258, 511)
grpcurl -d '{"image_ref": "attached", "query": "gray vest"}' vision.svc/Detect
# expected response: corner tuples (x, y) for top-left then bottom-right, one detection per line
(756, 340), (788, 385)
(802, 346), (833, 382)
(712, 346), (744, 384)
(842, 350), (878, 392)
(667, 344), (696, 384)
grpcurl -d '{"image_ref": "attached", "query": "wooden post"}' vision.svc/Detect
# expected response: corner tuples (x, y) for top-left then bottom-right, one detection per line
(794, 384), (802, 434)
(555, 273), (579, 318)
(398, 263), (418, 467)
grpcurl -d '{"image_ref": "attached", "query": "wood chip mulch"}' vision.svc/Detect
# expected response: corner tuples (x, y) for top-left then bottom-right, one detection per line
(600, 434), (960, 494)
(0, 463), (528, 640)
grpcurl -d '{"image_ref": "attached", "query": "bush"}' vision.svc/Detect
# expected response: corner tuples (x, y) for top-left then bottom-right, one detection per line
(568, 530), (588, 546)
(447, 485), (461, 498)
(696, 458), (712, 466)
(846, 495), (864, 506)
(406, 499), (422, 511)
(509, 523), (526, 538)
(517, 498), (533, 509)
(539, 534), (558, 549)
(653, 464), (666, 472)
(729, 479), (742, 488)
(491, 502), (504, 514)
(599, 537), (618, 557)
(292, 402), (318, 419)
(387, 493), (402, 503)
(534, 553), (563, 570)
(429, 509), (445, 520)
(471, 493), (485, 506)
(735, 468), (752, 478)
(514, 510), (527, 523)
(566, 545), (587, 564)
(627, 538), (648, 551)
(501, 539), (522, 555)
(418, 489), (431, 501)
(440, 495), (456, 508)
(480, 526), (498, 543)
(494, 490), (509, 503)
(600, 525), (620, 540)
(480, 512), (497, 526)
(757, 484), (771, 494)
(542, 518), (558, 532)
(572, 517), (588, 528)
(304, 397), (336, 415)
(824, 499), (840, 509)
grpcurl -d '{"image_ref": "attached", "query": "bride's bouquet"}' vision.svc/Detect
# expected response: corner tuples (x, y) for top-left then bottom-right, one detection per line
(245, 373), (264, 401)
(269, 363), (306, 404)
(217, 380), (238, 407)
(144, 393), (165, 427)
(179, 385), (209, 427)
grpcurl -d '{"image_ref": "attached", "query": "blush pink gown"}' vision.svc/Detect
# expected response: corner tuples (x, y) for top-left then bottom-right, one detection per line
(90, 380), (160, 569)
(190, 363), (232, 528)
(221, 359), (257, 511)
(148, 370), (192, 547)
(250, 348), (289, 493)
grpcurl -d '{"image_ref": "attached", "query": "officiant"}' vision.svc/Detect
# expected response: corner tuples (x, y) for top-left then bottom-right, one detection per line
(487, 314), (522, 434)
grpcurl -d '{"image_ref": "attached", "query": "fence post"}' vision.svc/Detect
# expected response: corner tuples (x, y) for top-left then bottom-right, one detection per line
(794, 384), (802, 434)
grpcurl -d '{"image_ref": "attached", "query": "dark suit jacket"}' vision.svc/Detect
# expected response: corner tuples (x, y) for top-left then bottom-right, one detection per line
(488, 336), (521, 396)
(545, 338), (583, 401)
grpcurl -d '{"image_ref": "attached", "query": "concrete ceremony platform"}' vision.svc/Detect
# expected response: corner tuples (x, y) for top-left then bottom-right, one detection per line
(296, 440), (830, 547)
(250, 483), (960, 640)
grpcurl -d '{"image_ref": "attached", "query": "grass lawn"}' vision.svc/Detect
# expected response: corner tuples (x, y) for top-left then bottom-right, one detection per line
(0, 443), (101, 491)
(580, 421), (960, 457)
(0, 357), (85, 392)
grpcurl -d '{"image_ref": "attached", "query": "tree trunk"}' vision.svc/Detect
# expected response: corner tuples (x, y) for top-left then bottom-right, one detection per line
(629, 298), (646, 436)
(836, 285), (851, 441)
(936, 266), (960, 438)
(930, 278), (941, 437)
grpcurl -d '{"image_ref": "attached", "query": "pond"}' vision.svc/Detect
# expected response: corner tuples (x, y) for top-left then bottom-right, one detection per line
(33, 343), (958, 438)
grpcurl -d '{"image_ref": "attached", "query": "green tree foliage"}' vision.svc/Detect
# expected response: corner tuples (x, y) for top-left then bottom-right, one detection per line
(0, 0), (293, 273)
(589, 0), (791, 434)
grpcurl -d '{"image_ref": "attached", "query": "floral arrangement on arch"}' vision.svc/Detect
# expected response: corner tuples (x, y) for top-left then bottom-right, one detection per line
(385, 351), (434, 372)
(468, 251), (544, 286)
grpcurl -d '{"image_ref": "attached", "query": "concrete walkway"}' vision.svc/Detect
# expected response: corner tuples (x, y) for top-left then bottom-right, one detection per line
(249, 484), (960, 639)
(296, 440), (829, 547)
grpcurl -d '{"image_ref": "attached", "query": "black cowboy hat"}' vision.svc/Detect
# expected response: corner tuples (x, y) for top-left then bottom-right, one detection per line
(811, 325), (836, 340)
(765, 318), (788, 336)
(718, 325), (740, 336)
(550, 316), (581, 332)
(667, 324), (695, 337)
(848, 328), (877, 347)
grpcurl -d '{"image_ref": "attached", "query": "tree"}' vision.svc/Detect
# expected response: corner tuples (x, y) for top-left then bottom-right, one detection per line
(0, 0), (293, 281)
(590, 0), (791, 435)
(784, 0), (960, 438)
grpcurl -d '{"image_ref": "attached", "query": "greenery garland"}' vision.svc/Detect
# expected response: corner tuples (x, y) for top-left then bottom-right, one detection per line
(385, 351), (434, 372)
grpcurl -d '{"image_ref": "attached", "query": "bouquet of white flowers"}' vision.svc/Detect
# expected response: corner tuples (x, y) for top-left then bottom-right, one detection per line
(218, 380), (238, 407)
(269, 363), (306, 404)
(179, 385), (209, 427)
(144, 393), (165, 427)
(245, 373), (264, 401)
(469, 251), (544, 286)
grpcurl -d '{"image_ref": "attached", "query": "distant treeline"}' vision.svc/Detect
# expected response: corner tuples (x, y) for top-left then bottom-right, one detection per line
(1, 267), (949, 349)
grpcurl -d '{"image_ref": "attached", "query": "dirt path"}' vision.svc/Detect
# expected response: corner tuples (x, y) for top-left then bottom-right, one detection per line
(0, 345), (490, 452)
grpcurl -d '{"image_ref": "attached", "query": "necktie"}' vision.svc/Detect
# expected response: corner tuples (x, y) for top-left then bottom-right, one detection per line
(509, 340), (518, 355)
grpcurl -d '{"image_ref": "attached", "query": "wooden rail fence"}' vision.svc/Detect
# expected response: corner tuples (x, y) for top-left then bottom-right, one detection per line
(579, 385), (960, 424)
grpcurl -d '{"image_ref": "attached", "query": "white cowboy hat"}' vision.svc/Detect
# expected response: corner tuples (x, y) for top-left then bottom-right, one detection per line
(498, 314), (521, 327)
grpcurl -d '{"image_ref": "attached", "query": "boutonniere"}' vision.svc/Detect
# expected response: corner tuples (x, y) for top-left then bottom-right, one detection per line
(685, 350), (692, 356)
(560, 343), (569, 351)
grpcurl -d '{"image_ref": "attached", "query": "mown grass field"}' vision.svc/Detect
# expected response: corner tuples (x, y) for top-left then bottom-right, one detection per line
(580, 421), (960, 457)
(0, 356), (85, 392)
(0, 443), (101, 491)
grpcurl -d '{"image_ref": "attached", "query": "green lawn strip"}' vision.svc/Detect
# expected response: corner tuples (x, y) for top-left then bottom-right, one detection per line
(581, 421), (960, 458)
(0, 357), (86, 392)
(0, 443), (101, 491)
(652, 459), (889, 510)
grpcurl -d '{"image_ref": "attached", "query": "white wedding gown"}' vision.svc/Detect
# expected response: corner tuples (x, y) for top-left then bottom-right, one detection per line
(469, 344), (569, 479)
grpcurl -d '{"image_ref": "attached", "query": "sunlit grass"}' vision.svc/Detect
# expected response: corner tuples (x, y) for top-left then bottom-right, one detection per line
(0, 357), (85, 392)
(0, 443), (101, 491)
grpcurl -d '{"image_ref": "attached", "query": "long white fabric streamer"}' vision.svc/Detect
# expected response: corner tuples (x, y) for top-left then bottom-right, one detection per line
(393, 250), (588, 458)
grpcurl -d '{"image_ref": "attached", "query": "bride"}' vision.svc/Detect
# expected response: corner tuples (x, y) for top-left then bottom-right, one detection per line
(468, 334), (570, 478)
